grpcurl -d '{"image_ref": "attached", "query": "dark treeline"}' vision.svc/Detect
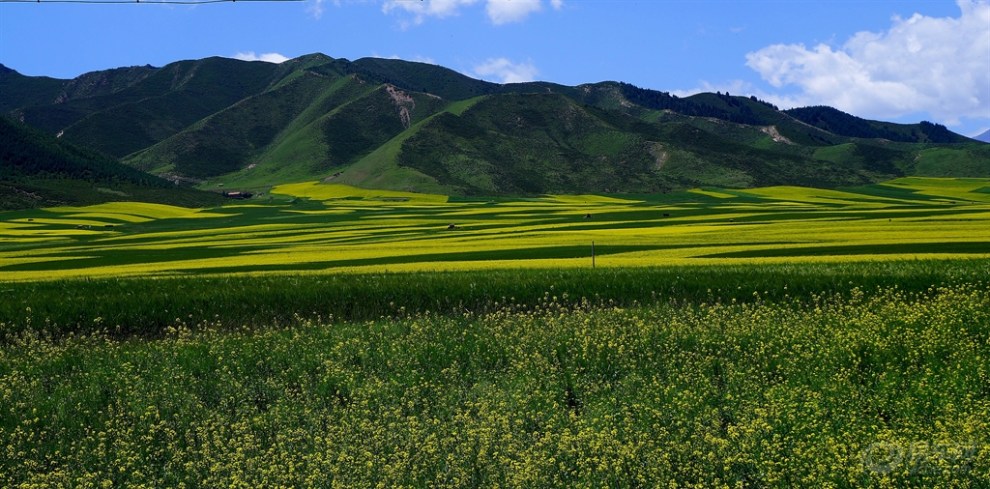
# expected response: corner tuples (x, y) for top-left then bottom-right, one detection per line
(784, 106), (965, 143)
(616, 82), (779, 125)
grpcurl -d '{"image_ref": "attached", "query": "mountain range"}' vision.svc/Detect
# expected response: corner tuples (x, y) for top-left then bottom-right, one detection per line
(2, 53), (988, 203)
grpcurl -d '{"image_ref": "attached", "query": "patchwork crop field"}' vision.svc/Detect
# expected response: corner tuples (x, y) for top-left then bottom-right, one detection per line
(1, 177), (990, 281)
(2, 177), (989, 487)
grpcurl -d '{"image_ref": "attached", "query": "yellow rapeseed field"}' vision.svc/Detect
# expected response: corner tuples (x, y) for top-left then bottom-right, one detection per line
(0, 177), (988, 281)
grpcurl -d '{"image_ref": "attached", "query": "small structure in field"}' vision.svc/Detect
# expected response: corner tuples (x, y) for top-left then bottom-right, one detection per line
(447, 223), (457, 230)
(223, 191), (253, 199)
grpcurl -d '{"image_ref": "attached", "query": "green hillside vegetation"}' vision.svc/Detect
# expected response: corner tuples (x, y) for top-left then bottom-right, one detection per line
(350, 57), (496, 100)
(0, 64), (69, 113)
(127, 75), (448, 186)
(3, 54), (988, 198)
(329, 97), (487, 194)
(785, 105), (968, 143)
(126, 70), (359, 178)
(0, 117), (220, 209)
(619, 84), (782, 126)
(202, 74), (379, 187)
(397, 93), (663, 194)
(913, 144), (990, 176)
(9, 58), (284, 158)
(394, 91), (939, 194)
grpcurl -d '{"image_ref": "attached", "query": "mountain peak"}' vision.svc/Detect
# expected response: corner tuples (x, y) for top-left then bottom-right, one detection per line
(289, 53), (335, 64)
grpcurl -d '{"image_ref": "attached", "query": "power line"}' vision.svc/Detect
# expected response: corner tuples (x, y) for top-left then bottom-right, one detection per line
(0, 0), (302, 4)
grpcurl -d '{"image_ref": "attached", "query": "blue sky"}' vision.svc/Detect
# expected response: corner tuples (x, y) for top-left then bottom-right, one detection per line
(2, 0), (989, 137)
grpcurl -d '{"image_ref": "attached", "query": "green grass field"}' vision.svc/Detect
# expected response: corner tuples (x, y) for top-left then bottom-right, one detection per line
(2, 177), (989, 487)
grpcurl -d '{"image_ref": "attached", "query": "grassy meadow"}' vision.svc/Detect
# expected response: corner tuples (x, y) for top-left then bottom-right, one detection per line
(2, 177), (990, 487)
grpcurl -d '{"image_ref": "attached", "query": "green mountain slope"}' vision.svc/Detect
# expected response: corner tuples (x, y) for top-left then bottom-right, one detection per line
(127, 74), (448, 186)
(125, 69), (356, 178)
(784, 106), (968, 143)
(349, 57), (496, 100)
(3, 54), (987, 197)
(396, 93), (663, 194)
(0, 117), (220, 209)
(10, 58), (285, 158)
(0, 64), (69, 113)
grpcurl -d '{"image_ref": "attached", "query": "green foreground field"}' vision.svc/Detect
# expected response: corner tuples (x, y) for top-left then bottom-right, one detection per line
(1, 271), (988, 487)
(2, 178), (990, 487)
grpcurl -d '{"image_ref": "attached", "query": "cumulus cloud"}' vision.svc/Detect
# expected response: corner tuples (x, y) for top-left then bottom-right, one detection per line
(486, 0), (542, 25)
(307, 0), (326, 20)
(383, 0), (561, 26)
(232, 52), (291, 64)
(473, 57), (538, 84)
(383, 0), (479, 26)
(745, 0), (990, 124)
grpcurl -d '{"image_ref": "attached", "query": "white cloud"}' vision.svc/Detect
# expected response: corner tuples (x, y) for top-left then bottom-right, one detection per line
(232, 52), (291, 64)
(310, 0), (361, 20)
(383, 0), (479, 26)
(307, 0), (326, 20)
(473, 57), (538, 84)
(745, 0), (990, 125)
(383, 0), (560, 26)
(486, 0), (542, 25)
